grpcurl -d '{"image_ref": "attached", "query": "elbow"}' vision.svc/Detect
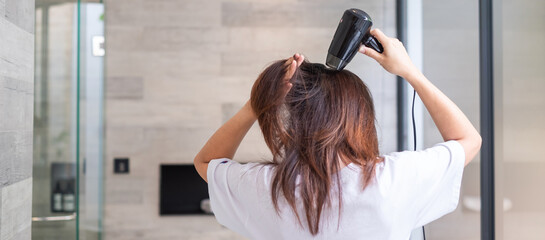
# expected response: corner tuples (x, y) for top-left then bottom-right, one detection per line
(194, 152), (213, 166)
(476, 134), (483, 151)
(463, 133), (482, 166)
(193, 153), (202, 166)
(472, 131), (482, 154)
(193, 153), (210, 183)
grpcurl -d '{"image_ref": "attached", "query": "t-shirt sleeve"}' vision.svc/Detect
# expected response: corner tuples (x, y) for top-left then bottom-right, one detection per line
(382, 140), (466, 228)
(206, 158), (262, 236)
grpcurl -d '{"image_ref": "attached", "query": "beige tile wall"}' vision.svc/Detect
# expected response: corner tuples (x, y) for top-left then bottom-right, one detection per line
(103, 0), (396, 239)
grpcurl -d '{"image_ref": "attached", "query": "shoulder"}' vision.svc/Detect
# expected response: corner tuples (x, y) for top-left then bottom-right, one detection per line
(374, 140), (465, 193)
(206, 159), (276, 235)
(381, 140), (464, 166)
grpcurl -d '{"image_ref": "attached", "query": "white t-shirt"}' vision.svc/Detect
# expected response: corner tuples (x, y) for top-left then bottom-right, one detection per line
(207, 140), (465, 240)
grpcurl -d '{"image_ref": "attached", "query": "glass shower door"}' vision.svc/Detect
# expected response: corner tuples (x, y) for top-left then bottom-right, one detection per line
(79, 3), (105, 239)
(32, 1), (104, 239)
(495, 0), (545, 239)
(33, 2), (80, 239)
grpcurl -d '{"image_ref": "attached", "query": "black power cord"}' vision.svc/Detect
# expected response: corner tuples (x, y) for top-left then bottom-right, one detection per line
(412, 89), (417, 153)
(411, 89), (426, 239)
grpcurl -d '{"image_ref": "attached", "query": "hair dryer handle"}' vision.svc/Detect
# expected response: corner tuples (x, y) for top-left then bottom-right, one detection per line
(363, 36), (384, 53)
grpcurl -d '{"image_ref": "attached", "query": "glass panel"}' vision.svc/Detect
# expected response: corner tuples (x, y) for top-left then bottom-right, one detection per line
(32, 1), (104, 239)
(421, 0), (481, 239)
(78, 2), (105, 240)
(498, 0), (545, 238)
(32, 2), (79, 239)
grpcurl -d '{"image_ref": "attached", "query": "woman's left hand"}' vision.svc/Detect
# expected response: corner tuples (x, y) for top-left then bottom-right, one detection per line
(282, 53), (305, 95)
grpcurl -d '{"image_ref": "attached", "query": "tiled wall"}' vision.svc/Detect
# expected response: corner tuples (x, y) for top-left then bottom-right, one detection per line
(0, 0), (35, 239)
(103, 0), (396, 239)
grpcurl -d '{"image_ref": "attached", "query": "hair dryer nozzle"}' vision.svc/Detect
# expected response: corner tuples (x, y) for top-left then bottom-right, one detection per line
(326, 54), (348, 71)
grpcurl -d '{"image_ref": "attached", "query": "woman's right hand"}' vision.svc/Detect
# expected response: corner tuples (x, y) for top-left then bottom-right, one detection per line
(359, 29), (419, 79)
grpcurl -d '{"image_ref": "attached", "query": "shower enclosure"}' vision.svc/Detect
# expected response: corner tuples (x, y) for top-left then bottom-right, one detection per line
(32, 0), (104, 239)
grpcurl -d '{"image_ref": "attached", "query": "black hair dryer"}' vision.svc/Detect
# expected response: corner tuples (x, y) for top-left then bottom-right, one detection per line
(326, 9), (383, 71)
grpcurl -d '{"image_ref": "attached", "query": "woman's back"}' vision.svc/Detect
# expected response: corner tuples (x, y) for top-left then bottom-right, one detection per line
(249, 59), (383, 236)
(207, 141), (465, 240)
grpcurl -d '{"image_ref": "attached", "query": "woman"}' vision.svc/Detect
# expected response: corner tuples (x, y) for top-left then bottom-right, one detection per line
(194, 29), (481, 239)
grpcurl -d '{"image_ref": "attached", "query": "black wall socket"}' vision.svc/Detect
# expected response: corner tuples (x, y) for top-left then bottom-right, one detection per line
(114, 158), (130, 174)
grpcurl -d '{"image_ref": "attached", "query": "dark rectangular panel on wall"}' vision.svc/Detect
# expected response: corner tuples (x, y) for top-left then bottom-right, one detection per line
(160, 165), (210, 215)
(479, 0), (495, 239)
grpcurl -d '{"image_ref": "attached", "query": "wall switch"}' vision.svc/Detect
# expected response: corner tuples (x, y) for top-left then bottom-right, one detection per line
(114, 158), (129, 174)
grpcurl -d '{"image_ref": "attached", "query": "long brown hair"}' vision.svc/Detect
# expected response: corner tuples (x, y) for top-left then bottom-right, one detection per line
(250, 59), (380, 235)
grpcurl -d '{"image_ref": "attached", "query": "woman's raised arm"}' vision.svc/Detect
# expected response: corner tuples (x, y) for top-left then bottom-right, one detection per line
(360, 29), (482, 166)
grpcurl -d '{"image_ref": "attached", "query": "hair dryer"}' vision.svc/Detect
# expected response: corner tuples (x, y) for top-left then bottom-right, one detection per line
(326, 9), (383, 71)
